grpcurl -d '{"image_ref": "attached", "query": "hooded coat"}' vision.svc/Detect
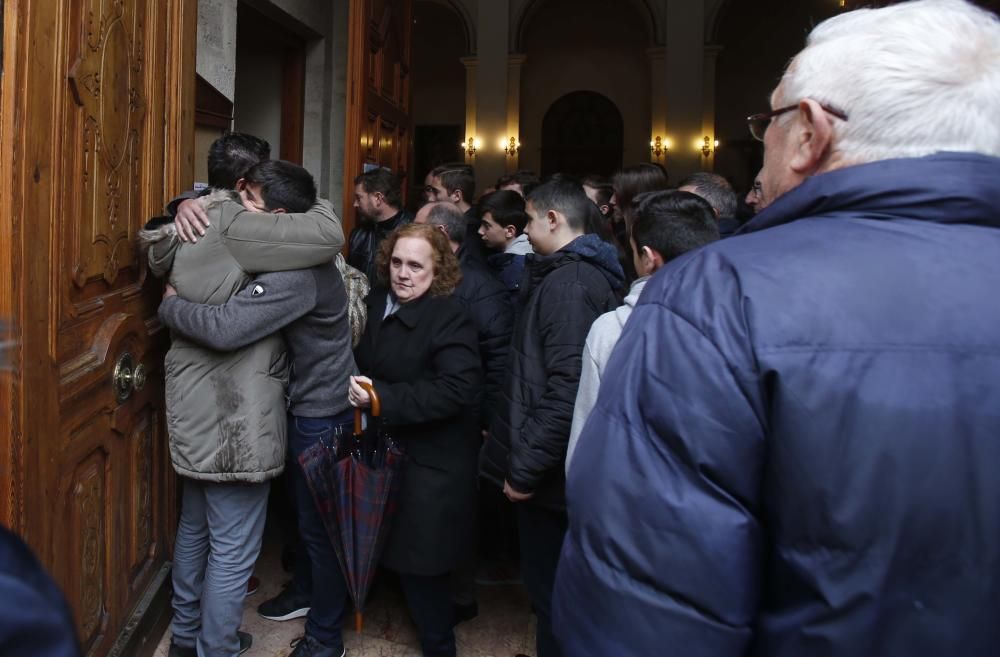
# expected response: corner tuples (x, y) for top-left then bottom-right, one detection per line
(480, 233), (623, 511)
(142, 190), (344, 482)
(554, 153), (1000, 657)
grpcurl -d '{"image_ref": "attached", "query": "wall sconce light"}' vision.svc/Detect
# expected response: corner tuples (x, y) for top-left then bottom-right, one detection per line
(461, 137), (481, 157)
(503, 136), (521, 157)
(700, 135), (719, 158)
(649, 135), (671, 158)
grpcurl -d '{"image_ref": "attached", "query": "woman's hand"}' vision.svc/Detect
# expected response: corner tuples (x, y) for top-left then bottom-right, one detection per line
(348, 375), (374, 409)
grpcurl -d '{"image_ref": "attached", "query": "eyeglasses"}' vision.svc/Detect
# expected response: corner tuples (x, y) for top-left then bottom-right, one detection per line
(746, 102), (848, 141)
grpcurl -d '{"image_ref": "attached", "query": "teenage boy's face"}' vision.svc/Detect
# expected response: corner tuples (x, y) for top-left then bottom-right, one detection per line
(478, 212), (510, 250)
(424, 176), (450, 204)
(524, 202), (554, 256)
(240, 183), (269, 213)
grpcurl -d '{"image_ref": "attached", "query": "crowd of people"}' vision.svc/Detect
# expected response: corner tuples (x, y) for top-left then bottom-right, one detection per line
(143, 1), (1000, 657)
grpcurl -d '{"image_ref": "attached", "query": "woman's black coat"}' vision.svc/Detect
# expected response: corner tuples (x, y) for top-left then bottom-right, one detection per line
(354, 289), (484, 576)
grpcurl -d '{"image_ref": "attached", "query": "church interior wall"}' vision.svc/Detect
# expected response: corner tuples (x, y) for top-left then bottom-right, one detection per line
(517, 0), (651, 177)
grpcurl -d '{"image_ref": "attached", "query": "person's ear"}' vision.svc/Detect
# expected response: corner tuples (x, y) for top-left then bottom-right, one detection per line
(599, 204), (611, 216)
(235, 178), (247, 191)
(435, 224), (449, 239)
(504, 225), (516, 239)
(450, 190), (462, 205)
(790, 98), (835, 175)
(272, 208), (287, 214)
(547, 209), (561, 231)
(642, 245), (665, 271)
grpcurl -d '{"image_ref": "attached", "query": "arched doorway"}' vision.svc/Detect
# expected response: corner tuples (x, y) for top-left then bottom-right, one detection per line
(541, 91), (624, 177)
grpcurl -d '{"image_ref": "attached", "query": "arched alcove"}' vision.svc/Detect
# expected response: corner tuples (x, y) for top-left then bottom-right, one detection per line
(541, 91), (623, 177)
(518, 0), (651, 176)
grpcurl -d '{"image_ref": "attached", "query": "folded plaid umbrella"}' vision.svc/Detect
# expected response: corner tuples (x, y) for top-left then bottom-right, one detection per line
(297, 381), (404, 633)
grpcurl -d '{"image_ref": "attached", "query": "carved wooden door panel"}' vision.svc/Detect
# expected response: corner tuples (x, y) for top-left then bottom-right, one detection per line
(0, 1), (195, 656)
(343, 0), (413, 236)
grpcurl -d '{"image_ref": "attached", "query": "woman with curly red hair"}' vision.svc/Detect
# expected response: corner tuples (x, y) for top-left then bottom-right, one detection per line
(348, 223), (483, 657)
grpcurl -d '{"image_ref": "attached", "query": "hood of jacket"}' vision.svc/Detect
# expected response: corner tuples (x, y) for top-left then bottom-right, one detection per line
(525, 233), (624, 293)
(505, 233), (533, 256)
(611, 276), (648, 329)
(742, 152), (1000, 235)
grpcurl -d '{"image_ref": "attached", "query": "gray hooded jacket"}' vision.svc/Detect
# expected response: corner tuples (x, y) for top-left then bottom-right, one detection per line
(565, 276), (648, 473)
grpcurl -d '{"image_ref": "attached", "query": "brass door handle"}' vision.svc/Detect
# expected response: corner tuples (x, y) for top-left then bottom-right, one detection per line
(113, 352), (144, 401)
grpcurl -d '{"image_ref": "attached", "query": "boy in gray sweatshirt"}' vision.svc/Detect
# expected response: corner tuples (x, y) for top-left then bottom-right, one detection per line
(565, 190), (719, 473)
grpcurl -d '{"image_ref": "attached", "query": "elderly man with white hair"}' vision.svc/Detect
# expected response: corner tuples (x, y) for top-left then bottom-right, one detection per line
(553, 1), (1000, 656)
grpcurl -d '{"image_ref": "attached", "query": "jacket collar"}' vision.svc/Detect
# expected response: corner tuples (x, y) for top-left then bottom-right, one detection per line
(368, 288), (435, 330)
(742, 152), (1000, 235)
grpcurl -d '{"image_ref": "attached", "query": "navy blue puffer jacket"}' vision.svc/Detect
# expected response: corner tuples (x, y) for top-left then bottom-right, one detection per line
(554, 153), (1000, 657)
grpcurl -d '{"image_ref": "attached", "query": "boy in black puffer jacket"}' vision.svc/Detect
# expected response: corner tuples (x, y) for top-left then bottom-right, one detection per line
(480, 179), (623, 657)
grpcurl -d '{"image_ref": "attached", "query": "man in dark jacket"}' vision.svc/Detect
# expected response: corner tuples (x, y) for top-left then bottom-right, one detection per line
(348, 167), (413, 283)
(481, 179), (622, 657)
(554, 2), (1000, 657)
(415, 201), (513, 430)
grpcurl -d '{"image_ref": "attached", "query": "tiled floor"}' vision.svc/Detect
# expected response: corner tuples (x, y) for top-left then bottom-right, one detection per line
(153, 537), (535, 657)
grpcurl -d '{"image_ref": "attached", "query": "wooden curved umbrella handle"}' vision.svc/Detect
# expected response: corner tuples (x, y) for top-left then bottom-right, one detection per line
(353, 380), (381, 435)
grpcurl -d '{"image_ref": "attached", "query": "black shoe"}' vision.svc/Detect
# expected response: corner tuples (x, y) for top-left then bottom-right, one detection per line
(289, 634), (345, 657)
(452, 601), (479, 626)
(168, 641), (196, 657)
(238, 630), (252, 655)
(258, 583), (311, 621)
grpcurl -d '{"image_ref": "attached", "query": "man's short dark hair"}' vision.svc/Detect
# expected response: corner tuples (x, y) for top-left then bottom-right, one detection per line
(243, 160), (316, 213)
(477, 190), (529, 235)
(496, 170), (541, 196)
(431, 163), (475, 203)
(425, 202), (467, 244)
(354, 167), (403, 209)
(677, 172), (738, 218)
(207, 132), (271, 190)
(526, 179), (599, 233)
(631, 190), (719, 263)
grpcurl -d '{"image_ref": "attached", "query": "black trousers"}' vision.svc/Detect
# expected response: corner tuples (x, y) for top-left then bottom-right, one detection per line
(518, 504), (568, 657)
(398, 572), (456, 657)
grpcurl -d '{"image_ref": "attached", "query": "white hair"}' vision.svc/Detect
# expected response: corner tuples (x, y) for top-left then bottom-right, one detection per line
(781, 0), (1000, 163)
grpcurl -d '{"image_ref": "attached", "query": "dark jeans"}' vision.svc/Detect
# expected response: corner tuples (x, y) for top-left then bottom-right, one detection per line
(287, 412), (353, 651)
(518, 504), (568, 657)
(398, 572), (456, 657)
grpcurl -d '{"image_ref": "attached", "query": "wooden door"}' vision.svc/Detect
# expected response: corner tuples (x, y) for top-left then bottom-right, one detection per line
(0, 1), (196, 656)
(343, 0), (413, 236)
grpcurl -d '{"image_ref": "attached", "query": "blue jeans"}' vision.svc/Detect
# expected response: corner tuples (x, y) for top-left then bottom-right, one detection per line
(287, 412), (353, 651)
(171, 479), (269, 657)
